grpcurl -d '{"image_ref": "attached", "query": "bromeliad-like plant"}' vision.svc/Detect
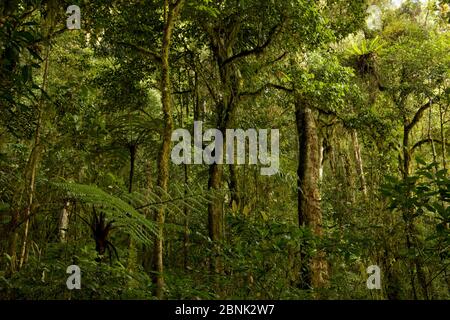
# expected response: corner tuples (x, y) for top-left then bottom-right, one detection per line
(347, 36), (384, 78)
(89, 206), (118, 263)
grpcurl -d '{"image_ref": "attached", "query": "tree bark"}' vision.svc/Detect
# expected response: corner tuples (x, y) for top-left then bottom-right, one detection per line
(18, 34), (52, 269)
(58, 201), (70, 243)
(351, 130), (367, 197)
(127, 144), (137, 272)
(402, 114), (430, 299)
(295, 98), (328, 290)
(318, 138), (324, 182)
(229, 164), (240, 209)
(183, 163), (190, 270)
(128, 144), (137, 194)
(439, 104), (447, 170)
(207, 44), (240, 274)
(153, 0), (185, 299)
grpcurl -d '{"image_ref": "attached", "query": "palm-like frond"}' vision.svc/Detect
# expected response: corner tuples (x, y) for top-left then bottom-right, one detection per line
(51, 181), (217, 242)
(52, 182), (156, 245)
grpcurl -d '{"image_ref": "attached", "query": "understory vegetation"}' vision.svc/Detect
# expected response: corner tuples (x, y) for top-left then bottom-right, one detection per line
(0, 0), (449, 300)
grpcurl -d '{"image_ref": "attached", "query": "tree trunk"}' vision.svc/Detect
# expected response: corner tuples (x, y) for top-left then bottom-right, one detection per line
(128, 144), (137, 194)
(351, 130), (367, 197)
(183, 163), (190, 270)
(127, 144), (137, 272)
(58, 201), (70, 243)
(142, 159), (154, 273)
(318, 138), (324, 182)
(206, 33), (241, 274)
(229, 164), (240, 209)
(208, 164), (223, 242)
(18, 35), (52, 269)
(295, 98), (328, 290)
(403, 119), (429, 299)
(153, 0), (185, 299)
(439, 104), (447, 170)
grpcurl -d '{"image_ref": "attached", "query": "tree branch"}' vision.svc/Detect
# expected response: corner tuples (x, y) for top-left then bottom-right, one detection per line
(240, 82), (293, 98)
(173, 89), (192, 95)
(405, 97), (440, 134)
(410, 138), (450, 154)
(115, 41), (162, 64)
(172, 0), (185, 11)
(221, 21), (283, 67)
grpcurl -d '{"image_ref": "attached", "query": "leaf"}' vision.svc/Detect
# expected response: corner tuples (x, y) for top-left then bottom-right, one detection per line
(232, 200), (238, 213)
(27, 47), (43, 62)
(260, 211), (269, 222)
(243, 205), (250, 217)
(415, 156), (427, 166)
(16, 31), (35, 43)
(21, 65), (32, 82)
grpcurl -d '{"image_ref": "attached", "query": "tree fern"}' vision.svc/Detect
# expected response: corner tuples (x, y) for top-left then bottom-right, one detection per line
(51, 181), (216, 242)
(52, 182), (156, 245)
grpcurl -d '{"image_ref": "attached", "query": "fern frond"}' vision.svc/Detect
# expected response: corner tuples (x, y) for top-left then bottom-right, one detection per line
(52, 182), (156, 245)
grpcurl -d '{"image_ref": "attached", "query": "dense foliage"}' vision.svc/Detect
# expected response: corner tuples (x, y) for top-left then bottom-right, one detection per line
(0, 0), (449, 300)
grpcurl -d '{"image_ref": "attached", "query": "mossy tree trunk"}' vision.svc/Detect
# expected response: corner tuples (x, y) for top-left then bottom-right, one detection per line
(153, 0), (185, 299)
(295, 97), (328, 291)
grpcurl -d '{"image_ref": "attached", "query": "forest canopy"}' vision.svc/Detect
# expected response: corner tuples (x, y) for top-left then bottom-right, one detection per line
(0, 0), (449, 300)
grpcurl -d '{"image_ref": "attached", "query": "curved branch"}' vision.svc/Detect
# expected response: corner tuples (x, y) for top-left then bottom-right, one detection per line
(221, 21), (283, 67)
(405, 97), (440, 134)
(240, 82), (293, 98)
(410, 138), (450, 154)
(115, 41), (162, 64)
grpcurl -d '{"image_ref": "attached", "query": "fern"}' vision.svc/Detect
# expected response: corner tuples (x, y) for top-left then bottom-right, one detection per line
(117, 183), (216, 233)
(51, 181), (216, 243)
(347, 36), (384, 56)
(52, 182), (156, 245)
